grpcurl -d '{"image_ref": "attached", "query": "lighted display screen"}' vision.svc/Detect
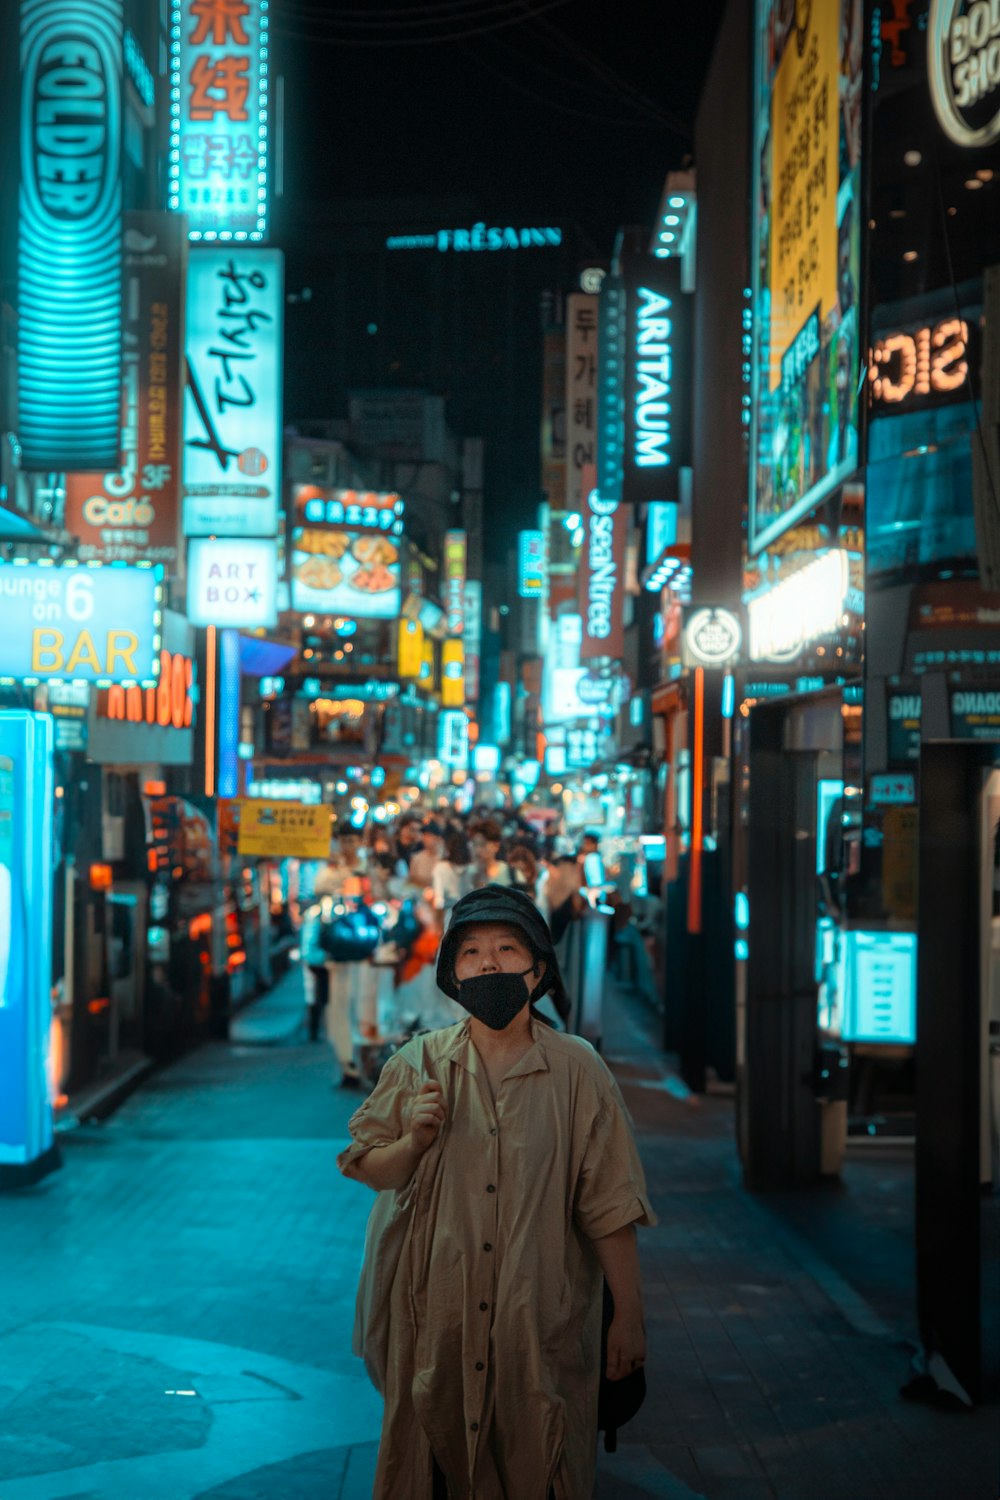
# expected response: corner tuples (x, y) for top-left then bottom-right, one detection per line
(18, 0), (123, 471)
(169, 0), (270, 240)
(290, 529), (401, 619)
(748, 0), (863, 552)
(0, 561), (163, 686)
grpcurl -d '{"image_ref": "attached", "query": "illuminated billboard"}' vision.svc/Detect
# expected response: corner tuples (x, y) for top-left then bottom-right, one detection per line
(748, 0), (863, 552)
(0, 711), (56, 1184)
(621, 255), (692, 507)
(290, 528), (401, 619)
(65, 212), (186, 566)
(183, 247), (283, 537)
(0, 561), (163, 686)
(293, 484), (403, 535)
(518, 530), (545, 598)
(187, 535), (277, 627)
(169, 0), (270, 240)
(18, 0), (123, 471)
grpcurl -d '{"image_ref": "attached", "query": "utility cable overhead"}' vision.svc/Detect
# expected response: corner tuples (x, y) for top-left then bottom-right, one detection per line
(460, 41), (672, 129)
(276, 0), (572, 42)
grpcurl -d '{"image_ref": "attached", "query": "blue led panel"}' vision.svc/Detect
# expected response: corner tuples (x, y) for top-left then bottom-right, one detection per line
(19, 0), (124, 470)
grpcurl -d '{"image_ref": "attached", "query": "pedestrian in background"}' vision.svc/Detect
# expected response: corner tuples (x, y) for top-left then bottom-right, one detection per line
(432, 830), (475, 927)
(507, 842), (539, 899)
(338, 885), (654, 1499)
(469, 818), (511, 888)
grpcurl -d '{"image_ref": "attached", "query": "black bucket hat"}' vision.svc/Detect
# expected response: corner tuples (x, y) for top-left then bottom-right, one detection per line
(436, 883), (561, 1004)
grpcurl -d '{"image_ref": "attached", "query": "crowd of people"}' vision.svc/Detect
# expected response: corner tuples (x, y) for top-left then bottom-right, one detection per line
(295, 808), (651, 1089)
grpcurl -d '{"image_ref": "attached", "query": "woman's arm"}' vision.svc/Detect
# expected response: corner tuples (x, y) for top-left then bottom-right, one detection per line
(345, 1133), (424, 1191)
(342, 1080), (447, 1191)
(592, 1223), (647, 1380)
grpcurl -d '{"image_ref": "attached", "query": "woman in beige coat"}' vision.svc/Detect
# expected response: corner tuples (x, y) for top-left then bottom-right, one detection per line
(338, 884), (655, 1499)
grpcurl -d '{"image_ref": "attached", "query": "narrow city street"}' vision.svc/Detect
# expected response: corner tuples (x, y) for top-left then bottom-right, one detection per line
(1, 974), (995, 1500)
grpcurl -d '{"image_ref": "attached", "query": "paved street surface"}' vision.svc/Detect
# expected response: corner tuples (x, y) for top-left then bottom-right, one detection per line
(1, 965), (997, 1499)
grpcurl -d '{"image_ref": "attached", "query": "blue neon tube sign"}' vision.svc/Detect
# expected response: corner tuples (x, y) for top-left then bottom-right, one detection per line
(18, 0), (124, 470)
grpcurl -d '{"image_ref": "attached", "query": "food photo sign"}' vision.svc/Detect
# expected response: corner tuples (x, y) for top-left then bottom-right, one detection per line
(289, 485), (403, 619)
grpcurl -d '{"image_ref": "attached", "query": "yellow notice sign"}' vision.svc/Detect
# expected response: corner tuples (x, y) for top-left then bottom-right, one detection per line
(769, 0), (840, 391)
(237, 800), (332, 859)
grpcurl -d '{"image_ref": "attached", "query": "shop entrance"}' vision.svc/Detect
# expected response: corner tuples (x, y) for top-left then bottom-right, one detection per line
(915, 744), (1000, 1403)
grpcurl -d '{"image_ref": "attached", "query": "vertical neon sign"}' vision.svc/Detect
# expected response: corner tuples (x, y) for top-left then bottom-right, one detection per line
(0, 711), (57, 1186)
(18, 0), (123, 470)
(169, 0), (270, 241)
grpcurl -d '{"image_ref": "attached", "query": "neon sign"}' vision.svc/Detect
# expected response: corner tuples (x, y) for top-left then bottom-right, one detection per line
(103, 649), (195, 730)
(18, 0), (123, 470)
(386, 225), (562, 252)
(0, 560), (162, 686)
(632, 287), (674, 469)
(169, 0), (270, 239)
(621, 256), (691, 507)
(929, 0), (1000, 147)
(868, 317), (970, 409)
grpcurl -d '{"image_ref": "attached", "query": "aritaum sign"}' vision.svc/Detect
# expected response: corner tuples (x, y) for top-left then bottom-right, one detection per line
(621, 254), (691, 508)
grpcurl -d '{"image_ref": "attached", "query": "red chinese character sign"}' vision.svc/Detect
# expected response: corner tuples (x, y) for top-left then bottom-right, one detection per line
(169, 0), (270, 240)
(65, 213), (185, 567)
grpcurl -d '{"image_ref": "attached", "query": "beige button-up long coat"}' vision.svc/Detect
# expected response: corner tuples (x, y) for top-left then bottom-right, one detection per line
(338, 1016), (655, 1500)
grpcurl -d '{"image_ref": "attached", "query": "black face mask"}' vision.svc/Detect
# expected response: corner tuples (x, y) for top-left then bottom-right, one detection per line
(458, 965), (537, 1031)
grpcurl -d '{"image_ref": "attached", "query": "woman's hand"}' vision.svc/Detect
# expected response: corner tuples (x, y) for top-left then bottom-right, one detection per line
(605, 1313), (646, 1381)
(407, 1080), (446, 1153)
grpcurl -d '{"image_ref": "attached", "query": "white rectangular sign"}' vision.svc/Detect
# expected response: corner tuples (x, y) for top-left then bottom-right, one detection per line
(186, 537), (277, 627)
(183, 248), (283, 537)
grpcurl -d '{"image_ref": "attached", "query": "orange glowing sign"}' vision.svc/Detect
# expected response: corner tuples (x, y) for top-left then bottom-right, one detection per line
(101, 649), (195, 731)
(868, 317), (970, 409)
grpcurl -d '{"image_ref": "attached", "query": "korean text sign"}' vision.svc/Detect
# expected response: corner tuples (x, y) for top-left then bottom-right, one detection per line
(443, 530), (466, 635)
(236, 799), (332, 859)
(565, 294), (598, 512)
(0, 562), (162, 685)
(18, 0), (123, 471)
(187, 536), (278, 626)
(65, 212), (186, 566)
(169, 0), (270, 240)
(749, 0), (862, 552)
(183, 247), (283, 537)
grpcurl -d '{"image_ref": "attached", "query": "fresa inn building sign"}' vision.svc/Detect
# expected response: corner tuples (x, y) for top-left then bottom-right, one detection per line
(386, 224), (563, 252)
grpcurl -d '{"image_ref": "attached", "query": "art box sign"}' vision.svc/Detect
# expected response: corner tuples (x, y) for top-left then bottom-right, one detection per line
(0, 561), (163, 685)
(183, 248), (283, 537)
(65, 212), (186, 567)
(168, 0), (270, 239)
(187, 536), (277, 627)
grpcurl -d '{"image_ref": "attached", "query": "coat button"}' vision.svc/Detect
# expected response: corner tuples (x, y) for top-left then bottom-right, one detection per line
(480, 1302), (488, 1311)
(476, 1361), (485, 1371)
(483, 1243), (492, 1252)
(471, 1422), (479, 1432)
(486, 1184), (496, 1193)
(490, 1128), (497, 1135)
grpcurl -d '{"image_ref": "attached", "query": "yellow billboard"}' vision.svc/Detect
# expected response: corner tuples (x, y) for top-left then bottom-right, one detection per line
(237, 800), (332, 859)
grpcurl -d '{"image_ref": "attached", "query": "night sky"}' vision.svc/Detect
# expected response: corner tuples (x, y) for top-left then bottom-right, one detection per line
(277, 0), (726, 236)
(273, 0), (729, 537)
